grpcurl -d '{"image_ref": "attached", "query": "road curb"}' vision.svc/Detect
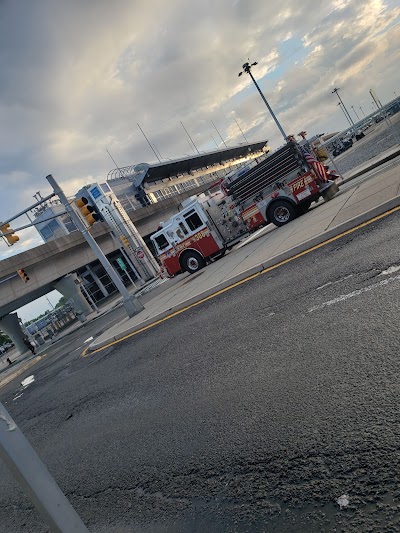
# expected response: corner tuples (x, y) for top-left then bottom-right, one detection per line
(88, 193), (400, 353)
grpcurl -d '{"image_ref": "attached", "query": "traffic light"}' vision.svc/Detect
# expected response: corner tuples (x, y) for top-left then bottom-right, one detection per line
(120, 235), (130, 248)
(0, 223), (19, 245)
(75, 197), (101, 226)
(17, 269), (30, 283)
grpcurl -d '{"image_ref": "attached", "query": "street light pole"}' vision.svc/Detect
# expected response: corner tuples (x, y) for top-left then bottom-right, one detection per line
(337, 102), (352, 127)
(238, 61), (288, 142)
(45, 174), (144, 318)
(360, 106), (366, 118)
(332, 88), (354, 126)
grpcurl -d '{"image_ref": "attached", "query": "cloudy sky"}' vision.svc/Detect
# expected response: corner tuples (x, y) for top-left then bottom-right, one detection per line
(1, 0), (399, 319)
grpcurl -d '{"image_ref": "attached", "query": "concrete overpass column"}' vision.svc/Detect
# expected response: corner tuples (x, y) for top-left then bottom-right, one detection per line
(0, 313), (29, 355)
(53, 274), (92, 322)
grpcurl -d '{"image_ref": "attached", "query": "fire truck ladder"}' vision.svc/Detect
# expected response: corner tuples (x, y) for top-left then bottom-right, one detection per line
(225, 142), (305, 203)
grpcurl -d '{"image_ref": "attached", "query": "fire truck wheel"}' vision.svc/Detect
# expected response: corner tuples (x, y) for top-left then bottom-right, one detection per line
(181, 251), (206, 274)
(267, 200), (297, 227)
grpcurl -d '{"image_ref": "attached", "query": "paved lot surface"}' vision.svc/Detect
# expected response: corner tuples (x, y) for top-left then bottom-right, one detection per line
(333, 112), (400, 174)
(1, 209), (399, 532)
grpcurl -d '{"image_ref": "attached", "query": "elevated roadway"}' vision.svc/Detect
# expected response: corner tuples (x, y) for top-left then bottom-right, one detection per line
(0, 223), (116, 317)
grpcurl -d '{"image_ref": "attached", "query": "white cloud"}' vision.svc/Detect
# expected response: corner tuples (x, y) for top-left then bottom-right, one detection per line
(0, 0), (399, 246)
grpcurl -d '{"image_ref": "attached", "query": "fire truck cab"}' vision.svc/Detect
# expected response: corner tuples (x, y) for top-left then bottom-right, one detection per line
(151, 196), (249, 275)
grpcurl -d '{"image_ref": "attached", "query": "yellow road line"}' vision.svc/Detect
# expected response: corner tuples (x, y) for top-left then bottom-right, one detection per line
(0, 353), (47, 389)
(84, 205), (400, 356)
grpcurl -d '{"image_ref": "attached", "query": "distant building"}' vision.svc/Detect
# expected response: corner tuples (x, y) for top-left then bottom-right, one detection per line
(106, 141), (268, 217)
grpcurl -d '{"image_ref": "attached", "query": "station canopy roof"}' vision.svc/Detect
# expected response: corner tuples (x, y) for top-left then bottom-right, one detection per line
(106, 140), (269, 186)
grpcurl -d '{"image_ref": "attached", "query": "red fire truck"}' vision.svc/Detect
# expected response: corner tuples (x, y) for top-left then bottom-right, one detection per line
(151, 141), (339, 276)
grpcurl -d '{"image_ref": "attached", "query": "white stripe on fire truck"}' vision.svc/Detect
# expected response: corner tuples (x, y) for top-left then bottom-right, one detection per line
(242, 208), (259, 218)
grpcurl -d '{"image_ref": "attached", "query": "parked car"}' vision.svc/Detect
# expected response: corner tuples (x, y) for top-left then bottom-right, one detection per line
(332, 137), (353, 156)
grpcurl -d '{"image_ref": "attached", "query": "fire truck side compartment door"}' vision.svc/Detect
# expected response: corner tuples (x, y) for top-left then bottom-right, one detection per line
(205, 203), (248, 243)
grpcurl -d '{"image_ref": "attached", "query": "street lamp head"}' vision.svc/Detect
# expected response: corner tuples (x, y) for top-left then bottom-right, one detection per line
(239, 60), (258, 76)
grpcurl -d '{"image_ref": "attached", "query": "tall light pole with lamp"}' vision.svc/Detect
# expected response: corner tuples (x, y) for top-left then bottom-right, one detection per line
(238, 61), (288, 142)
(332, 88), (354, 126)
(337, 102), (352, 127)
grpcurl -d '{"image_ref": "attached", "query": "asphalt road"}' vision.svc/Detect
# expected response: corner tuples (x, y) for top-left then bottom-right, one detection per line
(1, 209), (400, 532)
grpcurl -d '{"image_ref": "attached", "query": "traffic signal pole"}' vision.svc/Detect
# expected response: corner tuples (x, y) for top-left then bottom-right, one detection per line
(46, 174), (144, 318)
(0, 401), (89, 532)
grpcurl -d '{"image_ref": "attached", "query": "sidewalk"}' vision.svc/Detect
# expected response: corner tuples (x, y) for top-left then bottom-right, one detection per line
(88, 145), (400, 352)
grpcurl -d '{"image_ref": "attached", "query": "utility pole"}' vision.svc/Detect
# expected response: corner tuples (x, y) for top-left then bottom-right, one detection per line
(46, 174), (143, 318)
(46, 296), (55, 311)
(332, 88), (354, 126)
(239, 61), (288, 142)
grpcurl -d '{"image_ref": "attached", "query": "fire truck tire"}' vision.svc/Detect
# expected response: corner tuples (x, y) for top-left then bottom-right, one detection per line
(180, 251), (206, 274)
(267, 200), (297, 227)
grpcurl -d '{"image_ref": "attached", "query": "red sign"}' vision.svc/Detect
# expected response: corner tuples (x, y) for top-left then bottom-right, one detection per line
(136, 249), (145, 259)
